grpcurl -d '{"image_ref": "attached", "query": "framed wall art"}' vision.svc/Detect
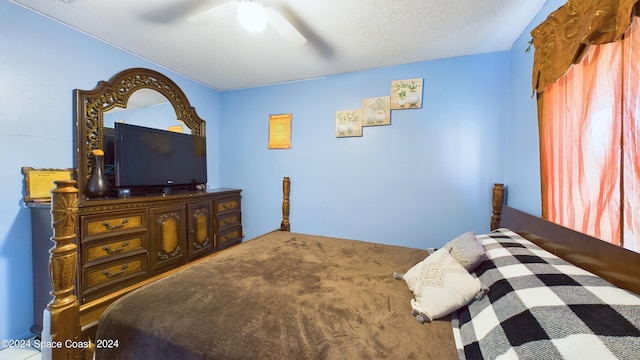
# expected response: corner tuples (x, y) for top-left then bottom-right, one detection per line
(361, 96), (391, 126)
(167, 125), (184, 133)
(22, 167), (74, 202)
(336, 109), (362, 138)
(391, 78), (423, 109)
(268, 113), (292, 149)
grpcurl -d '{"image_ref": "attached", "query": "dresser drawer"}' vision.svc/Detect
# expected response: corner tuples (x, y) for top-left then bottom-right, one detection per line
(217, 212), (241, 232)
(215, 197), (241, 215)
(217, 226), (243, 249)
(83, 233), (147, 264)
(82, 210), (147, 237)
(82, 254), (148, 301)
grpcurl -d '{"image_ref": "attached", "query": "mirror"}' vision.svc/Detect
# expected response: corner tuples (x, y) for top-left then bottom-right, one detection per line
(104, 89), (189, 133)
(74, 68), (205, 199)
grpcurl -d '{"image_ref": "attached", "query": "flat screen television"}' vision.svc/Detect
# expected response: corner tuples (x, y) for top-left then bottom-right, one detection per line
(114, 122), (207, 194)
(103, 127), (116, 181)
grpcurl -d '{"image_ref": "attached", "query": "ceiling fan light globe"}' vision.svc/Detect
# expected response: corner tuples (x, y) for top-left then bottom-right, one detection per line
(237, 1), (267, 33)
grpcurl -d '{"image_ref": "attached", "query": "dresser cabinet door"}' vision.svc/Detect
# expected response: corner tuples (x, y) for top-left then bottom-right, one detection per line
(149, 205), (188, 272)
(187, 201), (214, 259)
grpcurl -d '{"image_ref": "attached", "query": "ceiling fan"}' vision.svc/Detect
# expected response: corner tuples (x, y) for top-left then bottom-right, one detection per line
(188, 0), (307, 46)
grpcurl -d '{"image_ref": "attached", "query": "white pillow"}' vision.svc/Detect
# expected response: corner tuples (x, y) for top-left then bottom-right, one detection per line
(403, 248), (485, 322)
(443, 231), (485, 272)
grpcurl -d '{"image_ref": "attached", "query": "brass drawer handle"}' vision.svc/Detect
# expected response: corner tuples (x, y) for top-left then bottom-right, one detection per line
(102, 264), (129, 279)
(102, 218), (129, 231)
(221, 230), (239, 242)
(102, 241), (129, 254)
(221, 218), (236, 227)
(221, 202), (236, 210)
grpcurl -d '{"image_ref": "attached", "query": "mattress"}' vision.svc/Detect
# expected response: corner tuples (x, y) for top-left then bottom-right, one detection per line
(95, 231), (458, 359)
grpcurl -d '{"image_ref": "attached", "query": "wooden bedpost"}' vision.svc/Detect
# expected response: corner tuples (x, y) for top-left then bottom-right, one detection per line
(41, 180), (83, 360)
(281, 177), (290, 231)
(491, 183), (505, 231)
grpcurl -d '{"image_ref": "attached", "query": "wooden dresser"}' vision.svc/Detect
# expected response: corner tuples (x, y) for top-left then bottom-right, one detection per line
(28, 188), (242, 335)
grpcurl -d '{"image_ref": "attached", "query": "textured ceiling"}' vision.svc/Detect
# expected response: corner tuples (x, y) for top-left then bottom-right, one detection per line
(11, 0), (546, 90)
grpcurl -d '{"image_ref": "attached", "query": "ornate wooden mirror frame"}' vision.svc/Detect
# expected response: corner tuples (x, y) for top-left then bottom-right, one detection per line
(74, 68), (205, 198)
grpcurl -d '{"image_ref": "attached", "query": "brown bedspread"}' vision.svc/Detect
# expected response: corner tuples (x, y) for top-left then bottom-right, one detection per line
(95, 232), (457, 359)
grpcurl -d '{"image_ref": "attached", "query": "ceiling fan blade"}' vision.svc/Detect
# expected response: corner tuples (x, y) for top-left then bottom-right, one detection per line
(266, 8), (307, 46)
(188, 1), (239, 26)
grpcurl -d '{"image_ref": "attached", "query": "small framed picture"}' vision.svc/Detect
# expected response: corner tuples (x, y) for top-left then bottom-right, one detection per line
(336, 109), (363, 138)
(268, 113), (292, 149)
(22, 167), (74, 202)
(391, 78), (423, 109)
(361, 96), (390, 126)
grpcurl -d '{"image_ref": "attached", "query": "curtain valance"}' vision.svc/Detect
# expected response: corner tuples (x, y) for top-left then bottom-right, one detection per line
(532, 0), (639, 92)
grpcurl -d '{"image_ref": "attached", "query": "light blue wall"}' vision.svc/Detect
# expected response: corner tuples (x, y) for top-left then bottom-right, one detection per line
(0, 0), (562, 343)
(504, 0), (564, 215)
(0, 1), (221, 342)
(221, 54), (509, 247)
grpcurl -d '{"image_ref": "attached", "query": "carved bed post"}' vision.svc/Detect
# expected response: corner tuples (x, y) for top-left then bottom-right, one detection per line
(41, 180), (83, 360)
(491, 183), (505, 231)
(281, 177), (290, 231)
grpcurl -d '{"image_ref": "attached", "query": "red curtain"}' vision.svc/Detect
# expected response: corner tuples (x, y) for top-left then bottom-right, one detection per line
(540, 17), (640, 251)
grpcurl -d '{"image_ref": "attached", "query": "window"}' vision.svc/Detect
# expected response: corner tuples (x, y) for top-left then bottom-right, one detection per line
(537, 16), (640, 251)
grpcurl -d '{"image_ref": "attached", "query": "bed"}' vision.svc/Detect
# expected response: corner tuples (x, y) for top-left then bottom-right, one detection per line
(43, 180), (640, 360)
(95, 231), (458, 359)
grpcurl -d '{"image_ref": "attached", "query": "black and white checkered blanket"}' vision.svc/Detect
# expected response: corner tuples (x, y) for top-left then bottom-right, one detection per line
(451, 228), (640, 359)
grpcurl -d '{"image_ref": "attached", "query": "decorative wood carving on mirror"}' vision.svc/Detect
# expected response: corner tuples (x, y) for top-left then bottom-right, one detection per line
(74, 68), (205, 198)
